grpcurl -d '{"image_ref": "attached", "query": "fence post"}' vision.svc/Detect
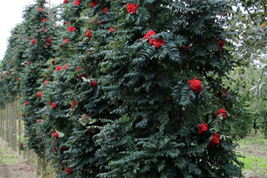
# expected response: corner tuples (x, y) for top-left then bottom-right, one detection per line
(18, 98), (22, 155)
(9, 102), (11, 147)
(41, 157), (48, 178)
(7, 103), (9, 144)
(0, 109), (3, 138)
(0, 110), (2, 138)
(14, 100), (17, 151)
(3, 108), (5, 140)
(2, 109), (5, 140)
(37, 156), (41, 176)
(5, 103), (8, 143)
(33, 152), (37, 172)
(11, 101), (14, 150)
(8, 102), (11, 146)
(10, 102), (12, 148)
(1, 99), (57, 178)
(47, 161), (52, 178)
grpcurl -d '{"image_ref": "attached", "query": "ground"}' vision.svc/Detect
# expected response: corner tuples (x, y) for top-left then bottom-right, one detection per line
(236, 133), (267, 178)
(0, 140), (41, 178)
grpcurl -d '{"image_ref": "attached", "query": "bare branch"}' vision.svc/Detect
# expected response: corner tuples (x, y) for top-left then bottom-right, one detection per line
(245, 7), (257, 26)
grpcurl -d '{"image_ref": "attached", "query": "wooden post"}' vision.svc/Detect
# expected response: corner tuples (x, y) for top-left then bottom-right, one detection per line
(1, 109), (3, 139)
(23, 117), (26, 160)
(14, 100), (17, 151)
(33, 153), (36, 170)
(10, 102), (12, 147)
(1, 109), (2, 139)
(9, 102), (11, 146)
(27, 149), (30, 165)
(3, 108), (5, 140)
(9, 102), (12, 146)
(0, 110), (2, 138)
(8, 102), (11, 147)
(37, 156), (41, 176)
(41, 157), (48, 178)
(47, 161), (52, 178)
(6, 103), (8, 143)
(11, 101), (14, 149)
(32, 151), (35, 169)
(30, 150), (33, 167)
(18, 98), (22, 155)
(11, 101), (14, 150)
(5, 103), (8, 143)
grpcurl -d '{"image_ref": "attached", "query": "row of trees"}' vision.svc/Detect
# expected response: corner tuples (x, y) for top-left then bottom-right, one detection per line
(225, 0), (267, 138)
(0, 0), (260, 177)
(227, 64), (267, 138)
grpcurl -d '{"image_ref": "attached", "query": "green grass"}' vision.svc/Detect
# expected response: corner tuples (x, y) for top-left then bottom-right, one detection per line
(237, 132), (267, 176)
(239, 155), (267, 176)
(0, 148), (6, 153)
(2, 157), (20, 165)
(0, 148), (20, 165)
(238, 133), (267, 146)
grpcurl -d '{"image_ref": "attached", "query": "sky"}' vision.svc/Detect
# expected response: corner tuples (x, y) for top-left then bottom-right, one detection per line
(0, 0), (63, 60)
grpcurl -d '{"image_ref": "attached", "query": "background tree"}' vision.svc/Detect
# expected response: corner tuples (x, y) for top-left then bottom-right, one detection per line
(225, 0), (267, 136)
(225, 65), (255, 138)
(0, 23), (28, 106)
(228, 64), (267, 138)
(38, 1), (107, 177)
(229, 0), (267, 63)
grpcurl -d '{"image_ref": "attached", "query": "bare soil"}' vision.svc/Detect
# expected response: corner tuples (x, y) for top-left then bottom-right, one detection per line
(242, 171), (267, 178)
(237, 143), (267, 157)
(0, 140), (41, 178)
(236, 139), (267, 178)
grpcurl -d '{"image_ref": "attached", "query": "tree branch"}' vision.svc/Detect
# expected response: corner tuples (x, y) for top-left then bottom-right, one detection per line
(262, 0), (266, 14)
(257, 66), (266, 95)
(245, 7), (257, 26)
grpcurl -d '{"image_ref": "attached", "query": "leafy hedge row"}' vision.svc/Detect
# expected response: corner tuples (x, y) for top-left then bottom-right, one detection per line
(0, 0), (243, 177)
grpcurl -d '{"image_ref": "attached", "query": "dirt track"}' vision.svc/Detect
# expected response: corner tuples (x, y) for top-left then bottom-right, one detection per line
(236, 142), (267, 178)
(0, 140), (40, 178)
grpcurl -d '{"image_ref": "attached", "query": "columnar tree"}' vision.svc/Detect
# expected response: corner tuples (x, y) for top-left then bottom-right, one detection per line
(88, 0), (243, 177)
(19, 0), (55, 156)
(38, 0), (106, 177)
(0, 23), (28, 106)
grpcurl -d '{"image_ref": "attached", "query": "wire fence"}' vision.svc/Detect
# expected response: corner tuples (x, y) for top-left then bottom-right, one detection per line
(0, 100), (55, 178)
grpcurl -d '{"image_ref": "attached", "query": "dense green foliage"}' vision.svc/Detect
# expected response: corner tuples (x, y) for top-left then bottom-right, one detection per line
(0, 0), (245, 177)
(225, 66), (254, 138)
(229, 0), (267, 63)
(227, 64), (267, 138)
(227, 0), (267, 137)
